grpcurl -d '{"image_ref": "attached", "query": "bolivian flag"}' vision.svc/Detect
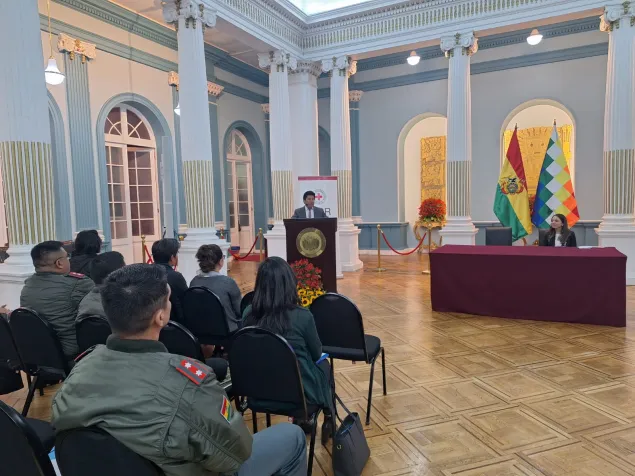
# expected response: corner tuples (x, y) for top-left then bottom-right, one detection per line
(494, 126), (532, 241)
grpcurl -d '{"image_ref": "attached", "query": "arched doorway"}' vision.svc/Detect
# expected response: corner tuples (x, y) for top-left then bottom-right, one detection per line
(225, 129), (254, 250)
(103, 105), (161, 263)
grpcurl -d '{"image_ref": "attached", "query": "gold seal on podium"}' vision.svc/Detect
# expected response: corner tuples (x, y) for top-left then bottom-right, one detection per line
(296, 228), (326, 259)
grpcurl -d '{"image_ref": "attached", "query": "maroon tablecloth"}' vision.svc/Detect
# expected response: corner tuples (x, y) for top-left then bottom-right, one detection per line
(430, 245), (627, 327)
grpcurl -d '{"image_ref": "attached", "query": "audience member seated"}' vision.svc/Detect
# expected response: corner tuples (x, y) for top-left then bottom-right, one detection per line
(20, 241), (94, 359)
(190, 244), (243, 331)
(539, 213), (577, 247)
(69, 230), (102, 279)
(243, 257), (335, 439)
(51, 264), (307, 476)
(152, 238), (188, 323)
(77, 252), (126, 323)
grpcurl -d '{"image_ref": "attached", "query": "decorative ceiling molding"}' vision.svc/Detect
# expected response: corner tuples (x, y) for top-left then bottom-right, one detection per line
(57, 32), (97, 60)
(167, 70), (225, 96)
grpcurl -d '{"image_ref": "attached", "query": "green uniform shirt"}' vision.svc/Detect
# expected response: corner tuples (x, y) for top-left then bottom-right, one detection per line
(52, 337), (253, 476)
(20, 271), (94, 357)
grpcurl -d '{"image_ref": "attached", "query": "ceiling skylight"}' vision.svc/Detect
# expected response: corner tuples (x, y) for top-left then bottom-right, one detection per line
(287, 0), (373, 15)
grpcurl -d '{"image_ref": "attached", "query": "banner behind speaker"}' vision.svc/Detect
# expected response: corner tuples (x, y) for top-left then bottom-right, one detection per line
(296, 176), (339, 218)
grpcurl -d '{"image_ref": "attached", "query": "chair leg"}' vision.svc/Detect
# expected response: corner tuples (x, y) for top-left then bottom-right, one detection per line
(366, 359), (376, 425)
(266, 413), (271, 428)
(381, 347), (387, 396)
(22, 375), (39, 417)
(307, 410), (321, 476)
(252, 411), (258, 434)
(329, 357), (335, 383)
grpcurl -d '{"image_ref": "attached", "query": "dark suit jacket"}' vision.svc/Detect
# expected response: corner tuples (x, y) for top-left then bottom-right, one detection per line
(291, 206), (327, 219)
(156, 263), (188, 322)
(539, 230), (577, 247)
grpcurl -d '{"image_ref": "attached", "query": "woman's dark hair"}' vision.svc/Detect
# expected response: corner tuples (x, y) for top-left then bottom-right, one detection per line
(196, 244), (224, 273)
(548, 213), (570, 245)
(152, 238), (180, 264)
(74, 230), (102, 256)
(90, 251), (126, 285)
(248, 257), (298, 335)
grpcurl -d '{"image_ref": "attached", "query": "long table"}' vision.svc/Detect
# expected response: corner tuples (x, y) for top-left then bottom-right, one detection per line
(430, 245), (627, 327)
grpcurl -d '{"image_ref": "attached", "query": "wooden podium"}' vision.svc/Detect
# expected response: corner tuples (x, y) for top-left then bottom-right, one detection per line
(284, 218), (337, 293)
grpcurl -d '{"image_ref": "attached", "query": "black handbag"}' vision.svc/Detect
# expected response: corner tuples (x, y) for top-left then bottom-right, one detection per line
(332, 393), (370, 476)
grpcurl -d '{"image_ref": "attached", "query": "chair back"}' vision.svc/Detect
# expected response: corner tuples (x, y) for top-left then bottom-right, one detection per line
(539, 228), (549, 244)
(485, 227), (513, 246)
(56, 427), (163, 476)
(182, 287), (231, 344)
(240, 291), (254, 316)
(310, 293), (368, 359)
(0, 401), (57, 476)
(229, 327), (307, 417)
(159, 321), (204, 361)
(9, 308), (70, 376)
(76, 316), (112, 354)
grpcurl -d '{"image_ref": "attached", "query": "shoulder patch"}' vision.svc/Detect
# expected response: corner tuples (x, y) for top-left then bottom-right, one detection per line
(68, 272), (86, 279)
(175, 359), (207, 385)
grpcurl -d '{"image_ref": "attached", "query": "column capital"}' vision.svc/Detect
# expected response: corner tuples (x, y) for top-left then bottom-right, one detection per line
(322, 56), (357, 77)
(258, 50), (298, 73)
(261, 103), (270, 114)
(289, 60), (322, 77)
(440, 32), (478, 58)
(600, 2), (635, 32)
(349, 90), (364, 102)
(57, 33), (97, 62)
(167, 70), (224, 96)
(162, 0), (216, 30)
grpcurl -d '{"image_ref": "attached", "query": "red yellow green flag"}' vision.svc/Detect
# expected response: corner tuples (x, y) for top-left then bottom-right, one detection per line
(493, 126), (532, 241)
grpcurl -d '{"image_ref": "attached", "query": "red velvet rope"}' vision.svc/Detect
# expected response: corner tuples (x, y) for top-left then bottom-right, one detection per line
(380, 231), (427, 256)
(229, 235), (260, 260)
(144, 245), (153, 264)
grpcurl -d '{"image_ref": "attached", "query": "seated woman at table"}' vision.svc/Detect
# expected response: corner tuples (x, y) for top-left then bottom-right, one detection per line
(539, 213), (577, 247)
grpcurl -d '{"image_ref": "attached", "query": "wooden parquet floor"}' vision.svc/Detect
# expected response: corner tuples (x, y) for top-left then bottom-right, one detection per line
(5, 254), (635, 475)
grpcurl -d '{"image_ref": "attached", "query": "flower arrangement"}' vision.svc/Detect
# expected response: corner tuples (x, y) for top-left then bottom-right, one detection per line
(418, 198), (446, 224)
(290, 259), (325, 308)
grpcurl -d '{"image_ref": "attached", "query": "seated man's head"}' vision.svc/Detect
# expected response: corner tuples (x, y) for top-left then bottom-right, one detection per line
(152, 238), (180, 267)
(303, 191), (316, 209)
(90, 251), (126, 285)
(100, 264), (171, 340)
(74, 229), (102, 256)
(31, 241), (70, 275)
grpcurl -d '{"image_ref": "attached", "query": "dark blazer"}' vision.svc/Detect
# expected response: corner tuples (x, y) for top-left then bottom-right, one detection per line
(539, 230), (577, 247)
(291, 206), (327, 219)
(156, 263), (188, 323)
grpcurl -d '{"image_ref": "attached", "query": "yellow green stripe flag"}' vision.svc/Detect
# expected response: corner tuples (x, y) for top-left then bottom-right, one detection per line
(493, 126), (532, 241)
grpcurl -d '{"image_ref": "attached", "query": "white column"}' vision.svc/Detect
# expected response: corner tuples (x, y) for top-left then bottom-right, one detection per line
(163, 0), (227, 283)
(597, 4), (635, 285)
(439, 32), (478, 246)
(259, 51), (297, 260)
(289, 61), (321, 180)
(322, 57), (362, 272)
(0, 0), (57, 308)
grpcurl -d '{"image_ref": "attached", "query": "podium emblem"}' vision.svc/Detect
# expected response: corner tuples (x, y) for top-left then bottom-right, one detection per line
(296, 228), (326, 258)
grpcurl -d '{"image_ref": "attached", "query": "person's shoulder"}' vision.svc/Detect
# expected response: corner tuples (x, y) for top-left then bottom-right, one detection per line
(67, 271), (90, 280)
(291, 306), (313, 321)
(167, 355), (215, 387)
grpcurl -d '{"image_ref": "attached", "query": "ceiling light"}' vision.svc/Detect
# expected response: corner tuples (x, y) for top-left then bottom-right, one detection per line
(174, 102), (180, 116)
(44, 0), (65, 86)
(527, 29), (543, 46)
(407, 51), (420, 66)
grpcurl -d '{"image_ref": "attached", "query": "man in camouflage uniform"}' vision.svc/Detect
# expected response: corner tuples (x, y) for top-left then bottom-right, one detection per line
(52, 264), (307, 476)
(20, 240), (94, 359)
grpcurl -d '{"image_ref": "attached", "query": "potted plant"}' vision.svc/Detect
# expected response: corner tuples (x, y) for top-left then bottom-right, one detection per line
(418, 198), (446, 225)
(290, 259), (325, 308)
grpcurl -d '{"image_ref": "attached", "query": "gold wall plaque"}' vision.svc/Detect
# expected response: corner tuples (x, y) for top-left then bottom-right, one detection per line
(296, 228), (326, 258)
(420, 136), (446, 202)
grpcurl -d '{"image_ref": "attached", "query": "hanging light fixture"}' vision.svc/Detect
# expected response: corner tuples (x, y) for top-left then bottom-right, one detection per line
(407, 51), (421, 66)
(527, 28), (543, 46)
(174, 102), (181, 116)
(44, 0), (65, 85)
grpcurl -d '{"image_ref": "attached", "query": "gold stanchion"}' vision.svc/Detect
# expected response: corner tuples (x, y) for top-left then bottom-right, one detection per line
(258, 228), (264, 262)
(140, 235), (146, 264)
(373, 224), (386, 272)
(422, 229), (432, 275)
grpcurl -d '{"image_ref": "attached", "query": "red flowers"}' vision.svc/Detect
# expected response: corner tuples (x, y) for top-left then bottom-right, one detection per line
(418, 198), (446, 222)
(290, 259), (323, 291)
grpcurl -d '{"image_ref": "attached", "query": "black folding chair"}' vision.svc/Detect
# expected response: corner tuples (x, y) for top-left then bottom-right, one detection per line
(0, 314), (28, 395)
(76, 316), (112, 353)
(9, 308), (72, 416)
(229, 327), (322, 476)
(310, 293), (386, 425)
(240, 291), (254, 316)
(0, 400), (56, 476)
(182, 287), (234, 346)
(159, 321), (205, 361)
(56, 427), (163, 476)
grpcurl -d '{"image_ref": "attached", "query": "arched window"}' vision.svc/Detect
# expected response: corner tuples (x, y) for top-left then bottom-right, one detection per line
(104, 105), (160, 263)
(225, 130), (254, 249)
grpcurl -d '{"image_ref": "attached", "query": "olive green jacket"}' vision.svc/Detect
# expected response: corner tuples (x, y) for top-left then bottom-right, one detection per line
(52, 337), (252, 476)
(20, 271), (94, 357)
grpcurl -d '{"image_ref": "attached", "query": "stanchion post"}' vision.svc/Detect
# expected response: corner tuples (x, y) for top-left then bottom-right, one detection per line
(374, 224), (386, 272)
(422, 227), (432, 275)
(141, 235), (146, 264)
(258, 228), (264, 262)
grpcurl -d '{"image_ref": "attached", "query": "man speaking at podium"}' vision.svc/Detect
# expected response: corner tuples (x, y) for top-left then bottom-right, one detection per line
(292, 190), (327, 219)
